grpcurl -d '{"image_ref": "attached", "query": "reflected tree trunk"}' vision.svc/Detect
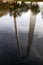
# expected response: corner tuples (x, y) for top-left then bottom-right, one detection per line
(14, 13), (23, 58)
(26, 12), (36, 56)
(14, 15), (27, 59)
(14, 11), (36, 59)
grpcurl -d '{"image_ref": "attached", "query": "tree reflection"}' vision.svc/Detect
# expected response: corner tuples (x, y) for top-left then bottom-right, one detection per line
(9, 2), (40, 59)
(0, 2), (40, 59)
(27, 2), (40, 57)
(11, 2), (30, 59)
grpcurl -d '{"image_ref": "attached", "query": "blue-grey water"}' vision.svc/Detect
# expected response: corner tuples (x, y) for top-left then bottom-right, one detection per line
(0, 9), (43, 65)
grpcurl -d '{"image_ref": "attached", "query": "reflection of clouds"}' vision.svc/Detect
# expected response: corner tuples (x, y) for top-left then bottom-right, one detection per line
(38, 2), (43, 18)
(34, 12), (43, 38)
(38, 2), (43, 8)
(0, 13), (14, 32)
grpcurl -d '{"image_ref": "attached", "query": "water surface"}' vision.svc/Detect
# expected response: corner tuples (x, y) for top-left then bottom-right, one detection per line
(0, 3), (43, 65)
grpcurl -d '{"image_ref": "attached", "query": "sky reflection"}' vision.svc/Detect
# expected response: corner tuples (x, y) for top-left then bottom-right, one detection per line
(0, 10), (43, 38)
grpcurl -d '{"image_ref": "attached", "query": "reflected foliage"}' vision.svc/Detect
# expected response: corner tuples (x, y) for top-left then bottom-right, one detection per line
(0, 2), (40, 17)
(31, 4), (40, 14)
